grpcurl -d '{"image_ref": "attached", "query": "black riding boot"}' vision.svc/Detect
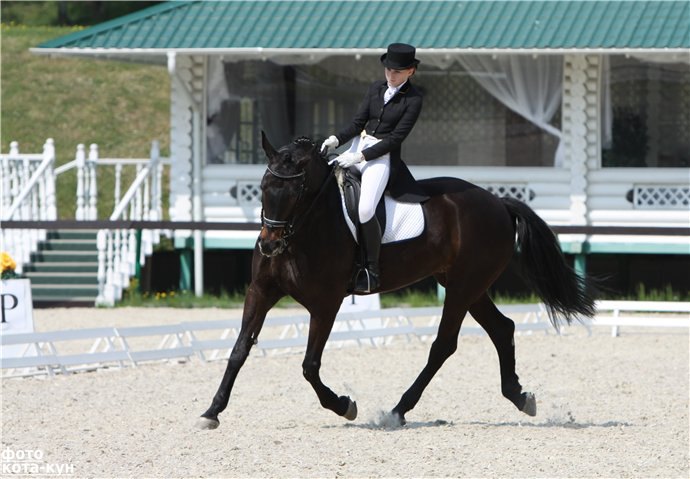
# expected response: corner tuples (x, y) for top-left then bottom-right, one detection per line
(354, 218), (381, 293)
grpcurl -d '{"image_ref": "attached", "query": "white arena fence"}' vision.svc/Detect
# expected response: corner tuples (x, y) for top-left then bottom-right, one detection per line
(1, 302), (688, 378)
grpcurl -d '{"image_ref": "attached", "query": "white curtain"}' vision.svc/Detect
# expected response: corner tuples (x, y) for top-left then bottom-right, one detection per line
(207, 57), (232, 164)
(456, 55), (565, 167)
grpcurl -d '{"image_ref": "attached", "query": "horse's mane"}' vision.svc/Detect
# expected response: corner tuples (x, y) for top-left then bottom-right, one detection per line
(294, 136), (314, 147)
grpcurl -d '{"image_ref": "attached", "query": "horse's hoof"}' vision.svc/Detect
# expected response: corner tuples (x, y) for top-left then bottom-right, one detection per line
(196, 416), (220, 430)
(344, 399), (358, 421)
(394, 412), (406, 427)
(390, 411), (407, 427)
(520, 392), (537, 417)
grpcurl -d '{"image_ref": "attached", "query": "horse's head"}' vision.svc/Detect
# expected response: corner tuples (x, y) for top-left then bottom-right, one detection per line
(258, 132), (327, 257)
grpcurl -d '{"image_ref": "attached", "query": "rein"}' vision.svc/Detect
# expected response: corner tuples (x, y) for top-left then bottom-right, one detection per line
(261, 159), (336, 247)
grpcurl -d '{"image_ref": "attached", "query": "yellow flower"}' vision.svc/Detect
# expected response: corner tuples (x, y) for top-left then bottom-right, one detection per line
(0, 251), (16, 273)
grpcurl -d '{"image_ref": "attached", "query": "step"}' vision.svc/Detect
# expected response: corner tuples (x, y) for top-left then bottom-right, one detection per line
(25, 272), (98, 285)
(47, 230), (99, 241)
(38, 239), (98, 251)
(33, 298), (97, 308)
(23, 262), (99, 274)
(31, 284), (100, 298)
(31, 251), (98, 263)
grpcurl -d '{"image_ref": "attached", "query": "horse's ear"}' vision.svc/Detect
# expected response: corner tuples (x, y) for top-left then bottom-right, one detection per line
(261, 131), (278, 160)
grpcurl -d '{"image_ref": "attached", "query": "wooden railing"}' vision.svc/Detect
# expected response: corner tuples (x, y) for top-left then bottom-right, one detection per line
(1, 139), (56, 272)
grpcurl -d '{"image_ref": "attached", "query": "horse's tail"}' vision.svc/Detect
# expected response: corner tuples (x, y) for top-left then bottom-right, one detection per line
(501, 197), (597, 329)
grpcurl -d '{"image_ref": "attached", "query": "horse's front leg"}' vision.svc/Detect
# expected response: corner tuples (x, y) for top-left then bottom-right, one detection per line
(302, 308), (358, 421)
(197, 284), (282, 430)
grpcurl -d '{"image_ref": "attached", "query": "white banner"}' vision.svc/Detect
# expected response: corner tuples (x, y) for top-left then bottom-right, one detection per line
(1, 279), (36, 359)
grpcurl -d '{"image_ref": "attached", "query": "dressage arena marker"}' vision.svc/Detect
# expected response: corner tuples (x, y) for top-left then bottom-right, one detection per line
(1, 302), (687, 378)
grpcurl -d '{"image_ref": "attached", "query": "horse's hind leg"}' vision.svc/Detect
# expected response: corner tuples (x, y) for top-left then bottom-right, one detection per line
(197, 284), (283, 430)
(469, 293), (536, 416)
(391, 291), (468, 425)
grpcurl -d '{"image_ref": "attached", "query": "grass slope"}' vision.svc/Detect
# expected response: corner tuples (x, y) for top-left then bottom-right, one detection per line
(1, 25), (170, 218)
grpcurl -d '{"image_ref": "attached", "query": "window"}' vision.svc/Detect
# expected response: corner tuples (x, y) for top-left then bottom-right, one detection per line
(603, 56), (690, 167)
(206, 56), (561, 167)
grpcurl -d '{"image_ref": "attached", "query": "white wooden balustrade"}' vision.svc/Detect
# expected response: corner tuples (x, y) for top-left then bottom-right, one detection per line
(2, 139), (168, 306)
(96, 141), (167, 306)
(1, 139), (57, 272)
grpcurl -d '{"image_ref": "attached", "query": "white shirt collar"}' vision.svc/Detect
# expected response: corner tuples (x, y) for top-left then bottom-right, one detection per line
(386, 80), (407, 93)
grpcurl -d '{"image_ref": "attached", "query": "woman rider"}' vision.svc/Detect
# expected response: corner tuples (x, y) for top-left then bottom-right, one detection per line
(321, 43), (428, 293)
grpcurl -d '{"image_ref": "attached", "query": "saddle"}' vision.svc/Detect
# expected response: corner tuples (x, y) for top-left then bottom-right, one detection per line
(335, 167), (425, 246)
(340, 169), (387, 240)
(339, 169), (386, 293)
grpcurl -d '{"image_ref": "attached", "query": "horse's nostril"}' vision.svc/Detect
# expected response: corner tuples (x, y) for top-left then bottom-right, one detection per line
(258, 238), (286, 258)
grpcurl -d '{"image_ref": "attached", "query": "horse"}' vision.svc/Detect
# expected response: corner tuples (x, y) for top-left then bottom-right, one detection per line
(197, 133), (597, 429)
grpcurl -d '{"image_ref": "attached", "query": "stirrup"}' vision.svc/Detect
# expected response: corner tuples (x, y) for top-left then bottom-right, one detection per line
(354, 268), (379, 293)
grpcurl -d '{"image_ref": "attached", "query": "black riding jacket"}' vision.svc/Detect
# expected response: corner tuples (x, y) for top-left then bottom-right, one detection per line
(336, 79), (428, 202)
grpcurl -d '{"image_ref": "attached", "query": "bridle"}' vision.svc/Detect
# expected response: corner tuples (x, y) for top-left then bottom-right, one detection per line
(260, 165), (307, 235)
(260, 153), (336, 255)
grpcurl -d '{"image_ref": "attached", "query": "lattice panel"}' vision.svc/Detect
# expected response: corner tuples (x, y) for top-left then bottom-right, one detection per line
(237, 181), (261, 205)
(413, 70), (501, 146)
(633, 185), (690, 209)
(481, 184), (534, 203)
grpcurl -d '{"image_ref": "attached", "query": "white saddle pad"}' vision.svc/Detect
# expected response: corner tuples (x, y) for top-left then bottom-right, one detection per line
(339, 192), (424, 244)
(334, 134), (424, 244)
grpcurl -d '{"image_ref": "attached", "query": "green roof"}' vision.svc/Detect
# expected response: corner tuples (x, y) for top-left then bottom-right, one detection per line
(38, 0), (690, 51)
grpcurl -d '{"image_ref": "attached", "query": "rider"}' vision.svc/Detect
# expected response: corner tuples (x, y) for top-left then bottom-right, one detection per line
(321, 43), (428, 293)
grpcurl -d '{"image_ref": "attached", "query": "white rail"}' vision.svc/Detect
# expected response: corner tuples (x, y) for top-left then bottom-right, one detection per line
(5, 302), (686, 378)
(590, 300), (690, 336)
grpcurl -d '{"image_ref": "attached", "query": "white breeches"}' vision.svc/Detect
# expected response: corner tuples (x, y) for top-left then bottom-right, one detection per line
(351, 155), (390, 223)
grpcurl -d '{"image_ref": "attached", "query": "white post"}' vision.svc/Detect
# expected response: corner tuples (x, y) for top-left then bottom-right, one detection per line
(88, 144), (99, 219)
(9, 143), (20, 209)
(44, 139), (57, 221)
(169, 52), (204, 297)
(148, 140), (161, 256)
(134, 164), (143, 220)
(149, 140), (161, 221)
(192, 109), (204, 298)
(1, 146), (12, 214)
(7, 143), (21, 268)
(0, 146), (10, 255)
(114, 163), (122, 208)
(105, 230), (115, 306)
(19, 154), (31, 266)
(96, 229), (108, 305)
(20, 153), (31, 219)
(75, 144), (86, 220)
(143, 173), (151, 221)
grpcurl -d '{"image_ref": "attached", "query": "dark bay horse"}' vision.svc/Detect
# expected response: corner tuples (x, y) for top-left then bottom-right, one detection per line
(197, 134), (597, 429)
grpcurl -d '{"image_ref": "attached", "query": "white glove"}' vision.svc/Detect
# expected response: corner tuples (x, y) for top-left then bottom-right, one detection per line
(336, 152), (365, 168)
(320, 135), (339, 153)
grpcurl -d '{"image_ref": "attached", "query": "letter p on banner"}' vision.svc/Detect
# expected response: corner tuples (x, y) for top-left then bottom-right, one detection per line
(0, 278), (36, 360)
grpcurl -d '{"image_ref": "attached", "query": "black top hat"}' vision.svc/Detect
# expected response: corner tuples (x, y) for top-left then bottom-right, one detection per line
(380, 43), (420, 70)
